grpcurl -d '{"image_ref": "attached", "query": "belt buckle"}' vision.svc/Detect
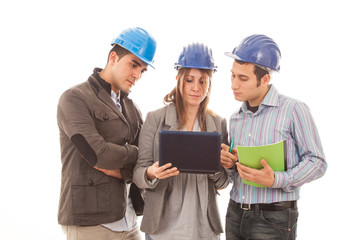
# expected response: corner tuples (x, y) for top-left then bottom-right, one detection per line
(240, 203), (251, 210)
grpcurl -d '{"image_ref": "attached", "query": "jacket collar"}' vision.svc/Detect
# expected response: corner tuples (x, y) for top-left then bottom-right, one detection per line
(88, 68), (128, 122)
(164, 103), (217, 132)
(205, 112), (218, 132)
(164, 103), (179, 131)
(90, 68), (129, 99)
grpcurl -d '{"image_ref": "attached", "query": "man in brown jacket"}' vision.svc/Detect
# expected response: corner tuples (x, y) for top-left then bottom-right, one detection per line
(57, 27), (157, 240)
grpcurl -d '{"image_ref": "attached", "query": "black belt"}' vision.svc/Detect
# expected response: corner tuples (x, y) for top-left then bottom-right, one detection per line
(231, 199), (297, 211)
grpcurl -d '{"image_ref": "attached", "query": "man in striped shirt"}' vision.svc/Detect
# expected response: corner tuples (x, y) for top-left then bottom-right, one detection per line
(220, 34), (327, 240)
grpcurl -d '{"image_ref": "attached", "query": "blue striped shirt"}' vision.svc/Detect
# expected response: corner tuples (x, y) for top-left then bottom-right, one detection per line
(228, 85), (327, 204)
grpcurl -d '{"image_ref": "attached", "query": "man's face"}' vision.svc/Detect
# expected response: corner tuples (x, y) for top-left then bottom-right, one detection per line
(230, 61), (267, 106)
(109, 53), (148, 93)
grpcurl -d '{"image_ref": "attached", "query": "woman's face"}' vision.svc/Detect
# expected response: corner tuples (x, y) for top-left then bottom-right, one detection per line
(179, 68), (210, 108)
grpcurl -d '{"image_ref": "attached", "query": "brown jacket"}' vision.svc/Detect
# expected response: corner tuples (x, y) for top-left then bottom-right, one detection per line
(57, 68), (143, 226)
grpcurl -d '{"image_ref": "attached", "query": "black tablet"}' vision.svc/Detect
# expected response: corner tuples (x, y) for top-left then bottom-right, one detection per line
(159, 130), (221, 173)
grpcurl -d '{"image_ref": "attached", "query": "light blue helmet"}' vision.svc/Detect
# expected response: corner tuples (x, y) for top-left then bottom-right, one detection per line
(175, 43), (217, 72)
(111, 27), (157, 68)
(225, 34), (281, 72)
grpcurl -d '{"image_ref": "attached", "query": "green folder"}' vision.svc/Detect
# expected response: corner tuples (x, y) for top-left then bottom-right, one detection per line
(236, 140), (287, 188)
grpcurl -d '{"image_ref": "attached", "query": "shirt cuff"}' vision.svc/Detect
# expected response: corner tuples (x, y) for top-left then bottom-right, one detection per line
(144, 168), (158, 187)
(272, 171), (289, 188)
(225, 166), (236, 175)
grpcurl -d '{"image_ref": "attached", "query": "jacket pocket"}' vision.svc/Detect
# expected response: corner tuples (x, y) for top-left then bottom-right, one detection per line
(71, 173), (111, 216)
(94, 111), (129, 143)
(94, 111), (119, 121)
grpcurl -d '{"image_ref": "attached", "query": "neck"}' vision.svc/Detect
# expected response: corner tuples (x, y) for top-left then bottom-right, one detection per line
(248, 85), (270, 107)
(99, 68), (120, 94)
(184, 105), (199, 131)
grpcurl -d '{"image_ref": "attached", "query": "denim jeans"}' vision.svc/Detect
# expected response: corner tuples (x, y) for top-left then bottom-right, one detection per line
(225, 199), (298, 240)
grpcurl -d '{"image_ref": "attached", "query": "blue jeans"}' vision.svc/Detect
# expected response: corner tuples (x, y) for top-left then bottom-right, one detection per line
(226, 199), (298, 240)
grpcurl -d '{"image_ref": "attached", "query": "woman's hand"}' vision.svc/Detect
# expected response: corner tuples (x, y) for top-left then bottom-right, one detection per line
(146, 161), (179, 181)
(220, 143), (238, 168)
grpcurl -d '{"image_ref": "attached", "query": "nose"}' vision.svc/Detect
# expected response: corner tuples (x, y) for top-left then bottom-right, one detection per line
(231, 78), (239, 90)
(192, 80), (200, 91)
(133, 69), (142, 81)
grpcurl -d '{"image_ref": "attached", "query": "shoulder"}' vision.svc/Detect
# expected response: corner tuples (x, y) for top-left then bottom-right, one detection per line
(207, 109), (226, 122)
(278, 94), (310, 113)
(146, 105), (169, 118)
(61, 81), (91, 96)
(205, 110), (228, 132)
(143, 105), (170, 127)
(59, 81), (91, 103)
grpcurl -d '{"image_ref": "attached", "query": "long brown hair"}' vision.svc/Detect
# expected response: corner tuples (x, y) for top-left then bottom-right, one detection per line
(163, 68), (214, 131)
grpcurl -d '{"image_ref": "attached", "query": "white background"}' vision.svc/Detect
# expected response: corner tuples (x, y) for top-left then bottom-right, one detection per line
(0, 0), (359, 239)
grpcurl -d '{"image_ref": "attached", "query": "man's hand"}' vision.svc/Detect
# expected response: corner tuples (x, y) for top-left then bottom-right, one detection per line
(220, 143), (238, 168)
(94, 167), (122, 179)
(146, 161), (179, 181)
(236, 159), (275, 187)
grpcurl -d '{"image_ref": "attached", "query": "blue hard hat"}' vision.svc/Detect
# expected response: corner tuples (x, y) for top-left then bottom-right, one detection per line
(225, 34), (281, 72)
(111, 27), (157, 69)
(175, 43), (217, 71)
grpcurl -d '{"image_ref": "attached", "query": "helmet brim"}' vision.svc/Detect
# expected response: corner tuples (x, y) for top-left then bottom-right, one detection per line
(224, 52), (278, 72)
(112, 42), (155, 69)
(134, 53), (155, 69)
(224, 52), (244, 62)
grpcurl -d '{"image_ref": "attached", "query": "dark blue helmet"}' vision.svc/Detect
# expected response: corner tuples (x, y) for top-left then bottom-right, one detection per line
(225, 34), (281, 72)
(175, 43), (217, 72)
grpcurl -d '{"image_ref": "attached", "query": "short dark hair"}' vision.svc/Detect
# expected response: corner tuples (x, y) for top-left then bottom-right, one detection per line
(107, 44), (130, 63)
(235, 60), (269, 86)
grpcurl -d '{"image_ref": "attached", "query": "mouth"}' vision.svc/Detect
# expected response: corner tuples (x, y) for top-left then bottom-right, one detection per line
(127, 80), (135, 86)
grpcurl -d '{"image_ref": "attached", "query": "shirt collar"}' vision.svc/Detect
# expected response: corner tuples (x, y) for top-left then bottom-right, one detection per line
(110, 90), (121, 102)
(261, 85), (280, 107)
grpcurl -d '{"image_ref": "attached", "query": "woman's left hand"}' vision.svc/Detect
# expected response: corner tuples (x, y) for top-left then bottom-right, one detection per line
(146, 161), (179, 180)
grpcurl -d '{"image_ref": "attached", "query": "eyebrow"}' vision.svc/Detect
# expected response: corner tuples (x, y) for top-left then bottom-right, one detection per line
(187, 74), (207, 79)
(132, 59), (148, 72)
(132, 60), (142, 67)
(231, 71), (248, 78)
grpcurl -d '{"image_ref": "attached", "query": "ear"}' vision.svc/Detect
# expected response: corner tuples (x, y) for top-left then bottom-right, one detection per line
(261, 74), (271, 87)
(108, 52), (118, 65)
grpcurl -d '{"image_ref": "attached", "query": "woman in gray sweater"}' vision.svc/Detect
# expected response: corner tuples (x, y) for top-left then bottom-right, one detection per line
(133, 43), (229, 240)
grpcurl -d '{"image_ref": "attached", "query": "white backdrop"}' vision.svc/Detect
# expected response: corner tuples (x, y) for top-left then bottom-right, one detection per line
(0, 0), (359, 239)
